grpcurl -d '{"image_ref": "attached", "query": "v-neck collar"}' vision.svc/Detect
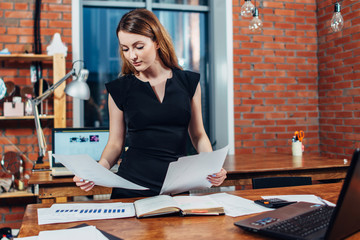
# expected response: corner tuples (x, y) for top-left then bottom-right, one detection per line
(133, 70), (173, 104)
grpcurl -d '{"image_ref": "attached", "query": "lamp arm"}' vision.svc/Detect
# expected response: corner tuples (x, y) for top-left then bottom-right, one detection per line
(33, 68), (76, 106)
(32, 67), (76, 163)
(32, 100), (46, 159)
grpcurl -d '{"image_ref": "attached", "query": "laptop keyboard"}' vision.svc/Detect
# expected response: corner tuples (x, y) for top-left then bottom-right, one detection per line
(263, 205), (334, 238)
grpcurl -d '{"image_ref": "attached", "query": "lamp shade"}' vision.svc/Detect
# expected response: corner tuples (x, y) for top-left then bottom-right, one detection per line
(64, 69), (90, 100)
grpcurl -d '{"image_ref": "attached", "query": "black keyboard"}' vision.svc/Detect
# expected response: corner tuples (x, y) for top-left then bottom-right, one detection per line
(263, 205), (334, 238)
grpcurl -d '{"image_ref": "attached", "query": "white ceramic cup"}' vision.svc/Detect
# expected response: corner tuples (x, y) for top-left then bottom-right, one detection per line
(292, 142), (302, 156)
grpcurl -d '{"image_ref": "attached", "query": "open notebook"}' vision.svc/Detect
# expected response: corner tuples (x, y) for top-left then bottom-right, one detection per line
(235, 148), (360, 240)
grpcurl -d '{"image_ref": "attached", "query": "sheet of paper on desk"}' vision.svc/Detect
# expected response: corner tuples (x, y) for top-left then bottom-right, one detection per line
(208, 193), (273, 217)
(37, 202), (135, 225)
(39, 225), (108, 240)
(14, 226), (107, 240)
(14, 237), (38, 240)
(261, 194), (336, 206)
(53, 154), (148, 190)
(160, 145), (229, 195)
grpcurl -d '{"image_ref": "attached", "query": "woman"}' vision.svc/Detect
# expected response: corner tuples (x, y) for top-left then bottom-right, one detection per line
(74, 8), (227, 198)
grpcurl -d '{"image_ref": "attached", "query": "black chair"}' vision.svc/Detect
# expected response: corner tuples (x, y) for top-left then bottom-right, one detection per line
(252, 176), (312, 189)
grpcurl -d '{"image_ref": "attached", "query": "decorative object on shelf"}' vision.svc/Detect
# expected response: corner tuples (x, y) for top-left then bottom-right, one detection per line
(241, 0), (255, 17)
(32, 61), (91, 164)
(1, 151), (23, 191)
(4, 97), (24, 117)
(0, 178), (12, 193)
(331, 2), (344, 32)
(249, 7), (263, 33)
(5, 81), (15, 98)
(0, 48), (11, 54)
(0, 78), (6, 100)
(25, 94), (34, 116)
(47, 33), (68, 57)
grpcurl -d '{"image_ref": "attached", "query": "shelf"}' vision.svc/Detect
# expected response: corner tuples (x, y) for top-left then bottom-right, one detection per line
(0, 54), (52, 62)
(0, 191), (37, 199)
(0, 115), (54, 120)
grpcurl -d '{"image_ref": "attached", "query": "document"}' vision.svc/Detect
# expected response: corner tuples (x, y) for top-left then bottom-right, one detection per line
(134, 195), (224, 218)
(208, 193), (273, 217)
(38, 225), (108, 240)
(160, 145), (229, 195)
(261, 194), (336, 206)
(53, 154), (148, 190)
(37, 202), (135, 225)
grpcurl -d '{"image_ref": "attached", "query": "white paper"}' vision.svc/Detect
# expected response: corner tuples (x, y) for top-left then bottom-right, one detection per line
(173, 195), (222, 210)
(208, 193), (273, 217)
(14, 237), (38, 240)
(37, 202), (135, 225)
(261, 195), (336, 206)
(38, 226), (107, 240)
(53, 154), (148, 190)
(160, 146), (229, 195)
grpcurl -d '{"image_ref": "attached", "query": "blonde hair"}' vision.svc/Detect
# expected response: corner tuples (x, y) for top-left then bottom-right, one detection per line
(116, 8), (182, 75)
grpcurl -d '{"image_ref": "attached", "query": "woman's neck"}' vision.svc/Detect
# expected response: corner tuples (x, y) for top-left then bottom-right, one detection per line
(138, 61), (172, 84)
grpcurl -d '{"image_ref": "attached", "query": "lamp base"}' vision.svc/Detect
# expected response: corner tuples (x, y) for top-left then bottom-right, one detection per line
(36, 156), (44, 164)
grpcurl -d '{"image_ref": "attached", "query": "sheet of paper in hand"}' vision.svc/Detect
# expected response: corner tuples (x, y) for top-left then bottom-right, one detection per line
(160, 146), (229, 195)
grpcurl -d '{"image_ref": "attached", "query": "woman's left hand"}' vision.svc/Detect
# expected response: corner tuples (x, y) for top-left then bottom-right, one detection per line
(207, 168), (227, 186)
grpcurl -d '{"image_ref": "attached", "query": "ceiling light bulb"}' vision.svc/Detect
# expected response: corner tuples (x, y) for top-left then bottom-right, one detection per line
(249, 8), (263, 33)
(241, 0), (255, 18)
(331, 2), (344, 32)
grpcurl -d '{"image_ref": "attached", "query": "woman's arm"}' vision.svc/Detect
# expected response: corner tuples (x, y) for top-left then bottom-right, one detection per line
(188, 83), (212, 153)
(188, 83), (227, 186)
(73, 94), (126, 191)
(98, 95), (126, 169)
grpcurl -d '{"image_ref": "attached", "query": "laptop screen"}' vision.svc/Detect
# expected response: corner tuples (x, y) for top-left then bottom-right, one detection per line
(326, 149), (360, 240)
(51, 127), (109, 168)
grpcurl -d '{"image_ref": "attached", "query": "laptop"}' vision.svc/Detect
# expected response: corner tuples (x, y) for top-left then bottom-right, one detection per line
(235, 148), (360, 240)
(51, 127), (109, 177)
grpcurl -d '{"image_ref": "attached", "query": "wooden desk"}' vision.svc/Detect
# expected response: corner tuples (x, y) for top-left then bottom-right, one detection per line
(222, 153), (350, 186)
(29, 170), (111, 203)
(18, 183), (359, 239)
(29, 153), (349, 203)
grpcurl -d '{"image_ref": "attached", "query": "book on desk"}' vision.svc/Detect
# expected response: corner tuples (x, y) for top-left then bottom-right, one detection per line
(134, 195), (225, 218)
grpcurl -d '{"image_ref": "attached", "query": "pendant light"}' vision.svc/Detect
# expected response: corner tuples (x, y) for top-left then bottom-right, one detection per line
(331, 2), (344, 32)
(249, 7), (263, 32)
(241, 0), (255, 17)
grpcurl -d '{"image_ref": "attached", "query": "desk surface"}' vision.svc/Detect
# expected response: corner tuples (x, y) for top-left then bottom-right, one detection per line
(18, 183), (360, 239)
(223, 153), (349, 173)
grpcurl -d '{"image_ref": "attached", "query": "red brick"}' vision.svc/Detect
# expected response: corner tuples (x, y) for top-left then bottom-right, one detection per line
(0, 3), (13, 9)
(275, 9), (295, 16)
(5, 213), (24, 222)
(0, 222), (22, 229)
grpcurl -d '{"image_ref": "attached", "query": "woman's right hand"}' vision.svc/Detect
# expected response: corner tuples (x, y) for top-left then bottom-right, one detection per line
(73, 175), (95, 192)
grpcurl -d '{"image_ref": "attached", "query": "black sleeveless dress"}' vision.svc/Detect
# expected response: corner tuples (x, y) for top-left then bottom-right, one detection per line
(105, 68), (199, 199)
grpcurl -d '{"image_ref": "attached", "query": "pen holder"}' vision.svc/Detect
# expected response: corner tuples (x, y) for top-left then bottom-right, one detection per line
(292, 142), (302, 156)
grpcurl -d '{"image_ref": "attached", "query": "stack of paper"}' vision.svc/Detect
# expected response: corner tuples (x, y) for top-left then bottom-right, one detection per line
(261, 194), (336, 206)
(208, 193), (273, 217)
(37, 202), (135, 225)
(15, 225), (109, 240)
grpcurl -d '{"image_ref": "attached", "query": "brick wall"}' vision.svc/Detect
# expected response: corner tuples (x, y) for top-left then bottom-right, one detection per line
(317, 0), (360, 159)
(233, 0), (320, 155)
(0, 0), (72, 163)
(0, 0), (71, 230)
(0, 197), (36, 230)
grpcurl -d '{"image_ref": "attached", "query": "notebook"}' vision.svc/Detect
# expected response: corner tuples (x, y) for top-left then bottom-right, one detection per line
(51, 127), (110, 177)
(234, 148), (360, 240)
